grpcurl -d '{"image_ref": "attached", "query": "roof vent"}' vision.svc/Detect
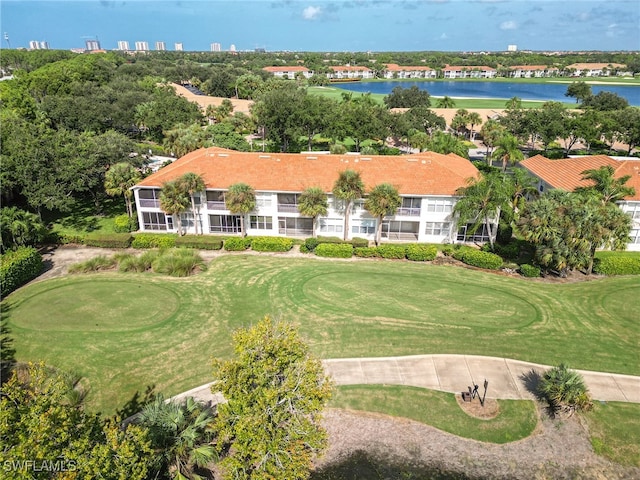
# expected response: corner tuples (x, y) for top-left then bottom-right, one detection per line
(218, 153), (229, 157)
(407, 158), (418, 162)
(360, 157), (371, 161)
(306, 156), (317, 160)
(259, 155), (270, 159)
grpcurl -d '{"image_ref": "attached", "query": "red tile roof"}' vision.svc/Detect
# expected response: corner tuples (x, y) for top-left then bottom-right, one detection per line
(136, 148), (479, 196)
(443, 65), (496, 71)
(520, 155), (640, 201)
(262, 66), (310, 73)
(384, 63), (435, 71)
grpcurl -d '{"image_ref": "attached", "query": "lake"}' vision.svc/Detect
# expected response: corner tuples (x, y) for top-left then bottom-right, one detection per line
(335, 80), (640, 106)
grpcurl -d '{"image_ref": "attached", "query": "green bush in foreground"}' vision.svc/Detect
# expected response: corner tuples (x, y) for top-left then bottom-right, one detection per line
(315, 243), (353, 258)
(251, 236), (294, 252)
(406, 244), (438, 262)
(519, 264), (541, 278)
(538, 363), (592, 416)
(457, 248), (503, 270)
(113, 214), (138, 233)
(593, 253), (640, 276)
(223, 237), (251, 251)
(131, 233), (177, 249)
(353, 247), (380, 258)
(0, 247), (43, 297)
(376, 244), (407, 260)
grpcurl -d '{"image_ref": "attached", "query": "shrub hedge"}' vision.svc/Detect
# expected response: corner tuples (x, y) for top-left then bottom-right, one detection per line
(353, 247), (380, 258)
(251, 237), (293, 252)
(0, 247), (43, 297)
(351, 237), (370, 248)
(376, 244), (407, 260)
(593, 253), (640, 276)
(224, 237), (251, 251)
(84, 233), (132, 249)
(175, 236), (223, 250)
(114, 214), (138, 233)
(303, 237), (320, 252)
(315, 243), (353, 258)
(406, 244), (438, 262)
(458, 249), (503, 270)
(519, 264), (541, 278)
(131, 233), (177, 249)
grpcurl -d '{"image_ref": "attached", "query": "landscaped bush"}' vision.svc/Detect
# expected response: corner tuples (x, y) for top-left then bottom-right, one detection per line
(83, 233), (132, 249)
(376, 244), (407, 260)
(353, 247), (380, 258)
(451, 245), (473, 261)
(151, 248), (206, 277)
(251, 236), (294, 252)
(0, 247), (43, 297)
(441, 245), (454, 257)
(57, 233), (86, 245)
(68, 255), (117, 274)
(117, 251), (159, 273)
(406, 244), (438, 262)
(538, 363), (592, 416)
(113, 214), (137, 233)
(131, 233), (177, 249)
(593, 252), (640, 276)
(519, 264), (541, 278)
(175, 236), (223, 250)
(351, 237), (370, 248)
(223, 237), (251, 251)
(458, 249), (503, 270)
(316, 236), (347, 244)
(303, 237), (320, 252)
(315, 243), (353, 258)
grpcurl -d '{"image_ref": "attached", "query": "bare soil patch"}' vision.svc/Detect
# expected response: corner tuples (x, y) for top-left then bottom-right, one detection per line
(456, 396), (500, 420)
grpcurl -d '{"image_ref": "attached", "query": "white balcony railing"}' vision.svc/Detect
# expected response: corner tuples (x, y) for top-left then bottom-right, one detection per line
(207, 201), (226, 210)
(139, 199), (160, 208)
(277, 204), (299, 213)
(397, 207), (421, 216)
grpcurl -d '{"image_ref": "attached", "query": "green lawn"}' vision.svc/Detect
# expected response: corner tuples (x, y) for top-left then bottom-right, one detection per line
(43, 197), (126, 237)
(331, 385), (537, 444)
(3, 255), (639, 414)
(585, 401), (640, 466)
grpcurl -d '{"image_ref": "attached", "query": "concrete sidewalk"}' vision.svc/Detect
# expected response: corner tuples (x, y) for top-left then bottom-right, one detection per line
(171, 354), (640, 404)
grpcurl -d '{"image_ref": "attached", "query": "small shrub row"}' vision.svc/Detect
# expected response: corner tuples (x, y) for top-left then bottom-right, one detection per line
(315, 243), (354, 258)
(376, 244), (407, 259)
(593, 253), (640, 276)
(302, 236), (369, 253)
(454, 247), (503, 270)
(353, 244), (438, 262)
(0, 247), (43, 297)
(113, 214), (139, 233)
(353, 247), (380, 258)
(519, 264), (541, 278)
(131, 233), (178, 249)
(83, 233), (133, 249)
(250, 237), (294, 252)
(175, 236), (223, 250)
(223, 237), (252, 251)
(406, 244), (438, 262)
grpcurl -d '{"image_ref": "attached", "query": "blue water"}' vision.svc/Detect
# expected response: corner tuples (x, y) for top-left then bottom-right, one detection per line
(335, 80), (640, 106)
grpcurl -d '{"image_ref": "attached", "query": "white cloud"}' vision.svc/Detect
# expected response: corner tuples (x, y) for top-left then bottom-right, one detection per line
(500, 20), (517, 30)
(440, 33), (448, 39)
(302, 6), (322, 20)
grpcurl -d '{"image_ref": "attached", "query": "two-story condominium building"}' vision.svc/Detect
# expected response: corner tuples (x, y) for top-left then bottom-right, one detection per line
(383, 64), (437, 79)
(442, 66), (497, 79)
(508, 65), (560, 78)
(520, 155), (640, 251)
(132, 147), (485, 244)
(564, 63), (627, 77)
(262, 66), (313, 79)
(327, 66), (374, 80)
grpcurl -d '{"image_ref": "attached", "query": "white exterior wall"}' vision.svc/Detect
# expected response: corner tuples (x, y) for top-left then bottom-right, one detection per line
(134, 188), (461, 244)
(620, 201), (640, 251)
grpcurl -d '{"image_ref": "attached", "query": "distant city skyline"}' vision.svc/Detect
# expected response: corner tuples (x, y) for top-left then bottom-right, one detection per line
(2, 0), (639, 52)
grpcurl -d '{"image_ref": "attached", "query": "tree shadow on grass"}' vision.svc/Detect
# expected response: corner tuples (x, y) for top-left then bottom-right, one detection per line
(520, 368), (545, 401)
(116, 384), (157, 424)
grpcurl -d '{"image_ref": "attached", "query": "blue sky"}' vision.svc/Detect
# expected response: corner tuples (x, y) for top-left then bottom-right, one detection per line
(2, 0), (639, 52)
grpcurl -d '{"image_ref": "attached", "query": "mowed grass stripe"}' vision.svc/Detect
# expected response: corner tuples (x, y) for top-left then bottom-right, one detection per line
(3, 254), (638, 413)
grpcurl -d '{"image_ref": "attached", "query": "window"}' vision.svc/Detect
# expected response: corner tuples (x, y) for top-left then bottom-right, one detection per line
(457, 224), (490, 243)
(277, 193), (299, 213)
(319, 218), (343, 234)
(630, 229), (640, 244)
(351, 219), (376, 235)
(425, 222), (451, 236)
(138, 189), (161, 208)
(381, 221), (419, 240)
(256, 193), (273, 209)
(398, 197), (421, 216)
(622, 203), (640, 220)
(180, 212), (195, 228)
(209, 215), (241, 233)
(206, 191), (226, 210)
(425, 198), (453, 213)
(142, 212), (168, 230)
(250, 215), (273, 230)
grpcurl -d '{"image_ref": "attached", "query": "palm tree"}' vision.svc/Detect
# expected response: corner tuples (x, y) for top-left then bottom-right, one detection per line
(467, 112), (483, 141)
(507, 168), (539, 223)
(332, 170), (365, 241)
(451, 109), (469, 137)
(494, 133), (524, 172)
(160, 180), (190, 236)
(225, 183), (256, 237)
(0, 206), (46, 252)
(436, 96), (456, 108)
(454, 171), (512, 250)
(137, 394), (217, 480)
(297, 187), (328, 238)
(575, 165), (635, 205)
(479, 119), (505, 165)
(427, 131), (469, 159)
(538, 364), (592, 416)
(365, 183), (402, 246)
(104, 162), (142, 218)
(178, 173), (206, 235)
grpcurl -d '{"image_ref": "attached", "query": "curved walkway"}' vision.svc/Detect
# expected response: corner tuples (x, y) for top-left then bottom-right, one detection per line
(171, 354), (640, 405)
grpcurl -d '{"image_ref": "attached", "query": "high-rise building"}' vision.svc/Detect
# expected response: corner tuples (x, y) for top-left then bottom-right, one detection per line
(507, 44), (518, 52)
(135, 41), (149, 51)
(29, 40), (50, 50)
(229, 44), (236, 52)
(175, 42), (183, 51)
(155, 41), (166, 51)
(117, 40), (130, 51)
(39, 41), (49, 49)
(85, 39), (101, 51)
(210, 42), (221, 52)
